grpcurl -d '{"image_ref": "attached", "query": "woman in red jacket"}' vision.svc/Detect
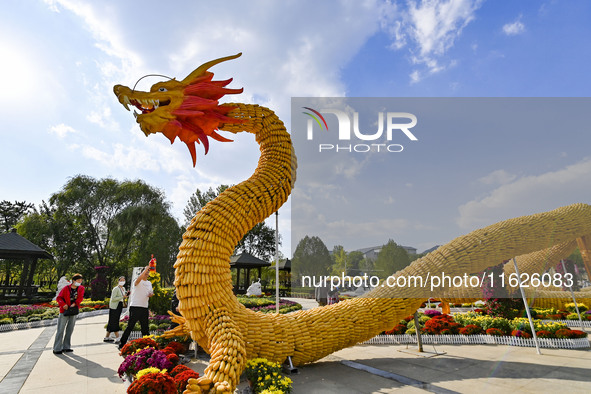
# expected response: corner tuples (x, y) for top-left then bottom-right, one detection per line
(53, 273), (85, 354)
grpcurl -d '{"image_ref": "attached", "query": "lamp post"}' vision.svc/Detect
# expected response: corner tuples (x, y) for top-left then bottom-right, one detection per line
(275, 211), (279, 313)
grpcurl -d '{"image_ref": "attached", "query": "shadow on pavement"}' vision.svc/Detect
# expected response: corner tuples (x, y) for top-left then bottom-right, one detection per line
(60, 353), (121, 383)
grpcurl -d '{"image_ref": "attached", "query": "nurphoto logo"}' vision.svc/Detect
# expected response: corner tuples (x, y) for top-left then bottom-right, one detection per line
(302, 106), (418, 153)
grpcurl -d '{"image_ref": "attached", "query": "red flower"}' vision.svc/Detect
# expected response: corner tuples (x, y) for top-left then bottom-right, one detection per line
(127, 372), (176, 394)
(384, 324), (407, 335)
(459, 324), (483, 335)
(119, 337), (158, 357)
(511, 330), (531, 338)
(486, 328), (504, 336)
(174, 369), (200, 392)
(166, 353), (180, 366)
(169, 365), (192, 377)
(164, 341), (185, 355)
(535, 330), (553, 338)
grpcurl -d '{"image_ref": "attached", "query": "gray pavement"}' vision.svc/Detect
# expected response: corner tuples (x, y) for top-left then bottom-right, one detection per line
(0, 308), (590, 393)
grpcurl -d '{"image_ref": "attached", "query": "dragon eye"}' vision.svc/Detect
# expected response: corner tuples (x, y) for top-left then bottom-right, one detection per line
(158, 87), (167, 92)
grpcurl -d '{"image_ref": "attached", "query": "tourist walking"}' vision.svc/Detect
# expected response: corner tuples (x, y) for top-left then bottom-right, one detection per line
(118, 266), (153, 349)
(104, 276), (128, 343)
(53, 273), (84, 354)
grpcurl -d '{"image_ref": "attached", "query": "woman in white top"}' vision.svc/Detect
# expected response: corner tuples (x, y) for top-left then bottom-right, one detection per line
(118, 266), (154, 349)
(104, 276), (128, 342)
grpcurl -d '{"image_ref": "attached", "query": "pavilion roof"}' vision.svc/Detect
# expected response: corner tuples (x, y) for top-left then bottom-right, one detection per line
(0, 229), (53, 260)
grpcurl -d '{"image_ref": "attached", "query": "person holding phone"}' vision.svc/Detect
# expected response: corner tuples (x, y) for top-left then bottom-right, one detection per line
(104, 276), (128, 343)
(53, 273), (84, 354)
(118, 266), (154, 349)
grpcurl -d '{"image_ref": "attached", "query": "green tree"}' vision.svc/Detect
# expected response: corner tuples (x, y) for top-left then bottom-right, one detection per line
(374, 240), (411, 279)
(183, 185), (279, 261)
(331, 246), (365, 276)
(183, 185), (229, 225)
(347, 251), (364, 275)
(17, 201), (87, 286)
(0, 200), (34, 232)
(292, 235), (332, 282)
(19, 175), (182, 290)
(331, 245), (347, 276)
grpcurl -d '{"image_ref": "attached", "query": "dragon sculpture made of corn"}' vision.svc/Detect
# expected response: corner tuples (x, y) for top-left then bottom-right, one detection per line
(114, 53), (591, 393)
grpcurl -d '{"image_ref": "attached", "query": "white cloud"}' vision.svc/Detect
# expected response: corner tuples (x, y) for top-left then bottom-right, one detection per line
(502, 17), (525, 36)
(49, 123), (77, 138)
(80, 143), (160, 171)
(381, 0), (482, 81)
(478, 169), (517, 185)
(410, 69), (422, 83)
(457, 158), (591, 229)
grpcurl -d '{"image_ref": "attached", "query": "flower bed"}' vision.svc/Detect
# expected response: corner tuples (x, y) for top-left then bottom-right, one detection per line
(387, 311), (588, 341)
(118, 335), (199, 393)
(245, 358), (293, 393)
(363, 334), (590, 349)
(0, 298), (110, 325)
(0, 308), (109, 332)
(237, 296), (302, 314)
(119, 312), (172, 333)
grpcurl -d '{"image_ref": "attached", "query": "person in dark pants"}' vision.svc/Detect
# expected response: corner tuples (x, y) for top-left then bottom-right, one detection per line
(170, 289), (179, 329)
(104, 276), (128, 343)
(53, 273), (84, 354)
(118, 266), (153, 349)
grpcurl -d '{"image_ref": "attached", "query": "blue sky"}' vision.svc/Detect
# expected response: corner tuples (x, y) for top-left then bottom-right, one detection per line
(1, 0), (590, 257)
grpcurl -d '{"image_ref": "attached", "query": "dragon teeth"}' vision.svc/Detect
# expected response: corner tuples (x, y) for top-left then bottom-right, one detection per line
(133, 110), (139, 118)
(122, 95), (131, 111)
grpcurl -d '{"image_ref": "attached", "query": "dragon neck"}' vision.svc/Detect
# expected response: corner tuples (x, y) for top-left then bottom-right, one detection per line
(175, 103), (295, 313)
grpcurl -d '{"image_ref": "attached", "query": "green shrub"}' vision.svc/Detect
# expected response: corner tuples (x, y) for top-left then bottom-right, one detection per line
(16, 317), (28, 323)
(81, 307), (94, 312)
(565, 303), (588, 313)
(158, 322), (170, 330)
(147, 272), (174, 315)
(0, 317), (13, 325)
(27, 316), (41, 322)
(419, 315), (430, 324)
(566, 313), (581, 320)
(149, 323), (158, 331)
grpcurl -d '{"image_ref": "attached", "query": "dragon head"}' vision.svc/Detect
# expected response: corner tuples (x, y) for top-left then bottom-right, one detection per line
(113, 53), (245, 166)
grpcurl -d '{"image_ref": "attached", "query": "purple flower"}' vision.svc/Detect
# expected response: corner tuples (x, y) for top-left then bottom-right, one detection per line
(424, 310), (441, 317)
(117, 347), (172, 379)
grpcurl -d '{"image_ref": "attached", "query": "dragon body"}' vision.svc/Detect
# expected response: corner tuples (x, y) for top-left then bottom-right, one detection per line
(114, 54), (591, 393)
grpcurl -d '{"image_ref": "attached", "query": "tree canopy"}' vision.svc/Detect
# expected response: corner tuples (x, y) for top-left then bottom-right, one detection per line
(373, 239), (411, 279)
(17, 175), (182, 286)
(292, 235), (332, 282)
(0, 200), (34, 233)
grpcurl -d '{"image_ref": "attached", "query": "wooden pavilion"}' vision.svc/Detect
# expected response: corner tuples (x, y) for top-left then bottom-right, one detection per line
(230, 252), (270, 294)
(0, 229), (53, 298)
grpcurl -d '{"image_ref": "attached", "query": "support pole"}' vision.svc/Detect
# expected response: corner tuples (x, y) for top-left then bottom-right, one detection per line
(560, 260), (585, 331)
(512, 258), (541, 355)
(275, 211), (280, 313)
(413, 311), (423, 352)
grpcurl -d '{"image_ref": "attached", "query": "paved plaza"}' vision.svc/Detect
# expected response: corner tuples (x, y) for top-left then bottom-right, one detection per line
(0, 306), (589, 393)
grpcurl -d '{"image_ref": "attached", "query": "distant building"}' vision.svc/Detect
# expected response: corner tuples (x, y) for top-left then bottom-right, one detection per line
(421, 245), (441, 255)
(356, 244), (417, 261)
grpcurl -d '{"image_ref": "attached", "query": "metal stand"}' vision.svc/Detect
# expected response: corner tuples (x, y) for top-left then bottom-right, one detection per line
(283, 356), (298, 374)
(560, 259), (585, 331)
(397, 311), (445, 357)
(512, 258), (541, 355)
(413, 311), (423, 352)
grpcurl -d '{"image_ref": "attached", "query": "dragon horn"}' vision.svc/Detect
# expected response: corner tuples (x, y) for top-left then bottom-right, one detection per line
(181, 53), (242, 84)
